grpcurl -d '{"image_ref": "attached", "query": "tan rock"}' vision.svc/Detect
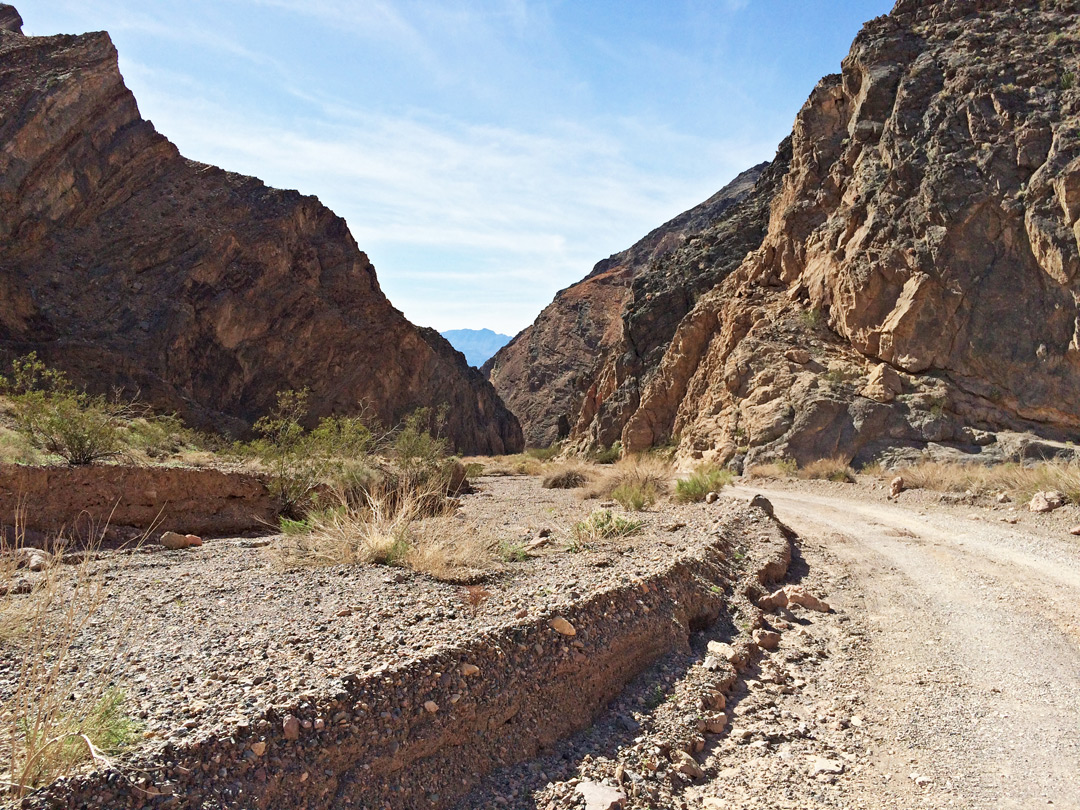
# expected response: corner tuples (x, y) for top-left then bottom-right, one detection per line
(460, 663), (480, 677)
(785, 348), (811, 364)
(1029, 490), (1066, 512)
(704, 714), (728, 734)
(424, 701), (439, 713)
(862, 363), (903, 403)
(575, 780), (626, 810)
(250, 741), (266, 757)
(706, 640), (739, 663)
(760, 584), (830, 613)
(753, 629), (781, 650)
(890, 476), (904, 497)
(160, 531), (196, 550)
(672, 750), (705, 779)
(549, 616), (576, 636)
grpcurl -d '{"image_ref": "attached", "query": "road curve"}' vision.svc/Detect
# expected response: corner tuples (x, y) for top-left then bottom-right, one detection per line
(727, 484), (1080, 810)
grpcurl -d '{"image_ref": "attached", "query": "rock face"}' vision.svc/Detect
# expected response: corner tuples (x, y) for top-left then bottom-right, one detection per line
(0, 12), (522, 454)
(495, 0), (1080, 465)
(484, 162), (775, 447)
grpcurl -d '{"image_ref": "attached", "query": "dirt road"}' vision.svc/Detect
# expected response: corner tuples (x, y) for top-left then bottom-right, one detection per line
(723, 483), (1080, 809)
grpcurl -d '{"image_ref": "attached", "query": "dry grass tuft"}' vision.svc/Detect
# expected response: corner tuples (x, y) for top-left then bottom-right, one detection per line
(585, 456), (672, 510)
(542, 465), (591, 490)
(481, 454), (545, 477)
(745, 459), (798, 479)
(571, 509), (643, 544)
(273, 486), (496, 580)
(797, 456), (856, 483)
(894, 459), (1080, 503)
(1, 516), (142, 798)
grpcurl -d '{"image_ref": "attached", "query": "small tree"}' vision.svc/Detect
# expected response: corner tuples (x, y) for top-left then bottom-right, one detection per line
(0, 354), (124, 465)
(252, 389), (376, 516)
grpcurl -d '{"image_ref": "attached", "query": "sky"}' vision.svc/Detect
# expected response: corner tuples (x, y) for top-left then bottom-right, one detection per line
(22, 1), (894, 336)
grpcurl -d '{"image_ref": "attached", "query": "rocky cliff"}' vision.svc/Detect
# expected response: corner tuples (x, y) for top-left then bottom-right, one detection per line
(0, 7), (523, 455)
(494, 0), (1080, 466)
(484, 162), (773, 447)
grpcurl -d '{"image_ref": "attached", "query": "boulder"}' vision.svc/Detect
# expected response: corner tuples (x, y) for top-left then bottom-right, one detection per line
(159, 531), (202, 550)
(862, 363), (903, 403)
(1029, 491), (1066, 513)
(575, 781), (626, 810)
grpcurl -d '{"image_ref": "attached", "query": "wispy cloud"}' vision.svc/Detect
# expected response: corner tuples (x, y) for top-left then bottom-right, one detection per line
(124, 56), (774, 333)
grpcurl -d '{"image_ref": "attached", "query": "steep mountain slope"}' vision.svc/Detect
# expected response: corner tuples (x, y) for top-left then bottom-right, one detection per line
(0, 7), (522, 454)
(625, 0), (1080, 467)
(440, 329), (511, 368)
(496, 0), (1080, 466)
(484, 162), (773, 447)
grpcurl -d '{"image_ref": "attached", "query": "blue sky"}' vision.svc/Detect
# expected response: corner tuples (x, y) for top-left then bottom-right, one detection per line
(23, 1), (894, 335)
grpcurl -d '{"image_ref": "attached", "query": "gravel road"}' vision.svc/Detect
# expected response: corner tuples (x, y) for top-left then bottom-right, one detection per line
(726, 483), (1080, 810)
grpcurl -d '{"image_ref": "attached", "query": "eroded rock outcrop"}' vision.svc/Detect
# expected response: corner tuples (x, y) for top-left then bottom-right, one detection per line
(499, 0), (1080, 466)
(484, 162), (774, 447)
(0, 10), (522, 454)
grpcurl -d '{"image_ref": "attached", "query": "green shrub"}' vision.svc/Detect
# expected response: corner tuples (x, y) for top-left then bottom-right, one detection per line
(0, 354), (125, 465)
(572, 509), (643, 543)
(674, 464), (734, 502)
(611, 480), (661, 511)
(591, 440), (623, 465)
(525, 443), (561, 461)
(252, 389), (379, 516)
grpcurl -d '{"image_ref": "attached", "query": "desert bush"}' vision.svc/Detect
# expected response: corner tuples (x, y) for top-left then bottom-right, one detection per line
(572, 509), (643, 543)
(251, 389), (379, 516)
(674, 464), (734, 502)
(1, 523), (141, 798)
(798, 456), (856, 483)
(525, 443), (561, 462)
(587, 456), (671, 510)
(542, 465), (590, 489)
(745, 459), (798, 479)
(483, 455), (544, 476)
(590, 441), (623, 465)
(0, 354), (126, 465)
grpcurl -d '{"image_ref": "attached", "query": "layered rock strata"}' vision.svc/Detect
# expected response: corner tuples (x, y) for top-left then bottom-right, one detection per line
(0, 8), (522, 454)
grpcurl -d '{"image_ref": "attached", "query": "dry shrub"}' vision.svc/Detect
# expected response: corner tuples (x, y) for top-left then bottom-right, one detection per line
(585, 456), (672, 510)
(273, 486), (495, 580)
(798, 456), (856, 483)
(542, 465), (591, 490)
(1, 518), (141, 798)
(896, 459), (1080, 503)
(482, 455), (544, 477)
(745, 459), (798, 479)
(459, 585), (492, 609)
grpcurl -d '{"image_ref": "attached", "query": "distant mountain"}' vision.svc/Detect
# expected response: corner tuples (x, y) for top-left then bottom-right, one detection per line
(441, 329), (512, 368)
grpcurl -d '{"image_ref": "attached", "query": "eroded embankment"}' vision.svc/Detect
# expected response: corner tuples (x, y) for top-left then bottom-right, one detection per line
(0, 465), (275, 542)
(23, 502), (789, 810)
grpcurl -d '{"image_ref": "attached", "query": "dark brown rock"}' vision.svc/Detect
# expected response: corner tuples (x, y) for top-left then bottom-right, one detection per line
(0, 4), (21, 34)
(0, 12), (522, 454)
